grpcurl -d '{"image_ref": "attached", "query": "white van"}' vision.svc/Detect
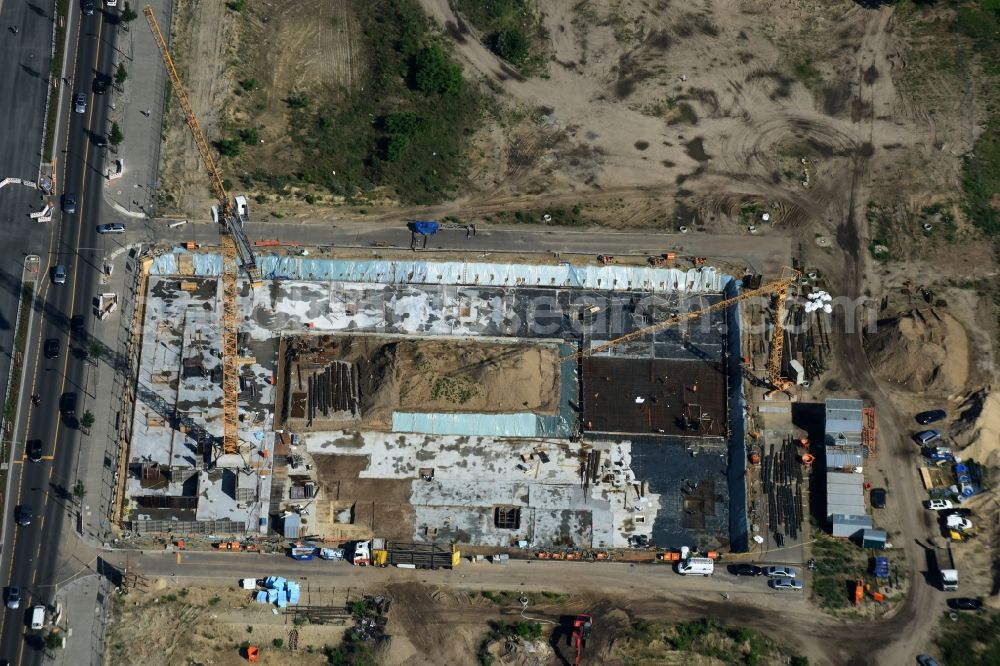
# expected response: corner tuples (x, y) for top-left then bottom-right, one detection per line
(30, 605), (45, 630)
(676, 557), (715, 576)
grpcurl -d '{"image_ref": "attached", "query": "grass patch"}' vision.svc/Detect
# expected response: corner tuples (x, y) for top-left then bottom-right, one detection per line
(479, 590), (566, 605)
(278, 0), (481, 205)
(617, 618), (809, 665)
(791, 58), (821, 88)
(933, 608), (1000, 664)
(453, 0), (548, 74)
(43, 0), (71, 161)
(487, 205), (589, 227)
(809, 532), (872, 611)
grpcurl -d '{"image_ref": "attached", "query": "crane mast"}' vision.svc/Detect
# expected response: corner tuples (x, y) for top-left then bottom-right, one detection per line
(145, 6), (262, 455)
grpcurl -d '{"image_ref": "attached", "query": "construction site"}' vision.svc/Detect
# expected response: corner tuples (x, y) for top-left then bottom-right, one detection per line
(118, 8), (807, 556)
(120, 251), (778, 554)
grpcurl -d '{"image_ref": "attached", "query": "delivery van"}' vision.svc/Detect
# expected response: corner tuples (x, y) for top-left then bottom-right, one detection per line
(31, 605), (45, 630)
(676, 557), (715, 576)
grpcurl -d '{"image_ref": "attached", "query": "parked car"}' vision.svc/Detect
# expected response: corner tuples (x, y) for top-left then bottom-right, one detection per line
(729, 564), (763, 576)
(947, 597), (983, 611)
(27, 440), (42, 462)
(926, 499), (954, 511)
(71, 314), (85, 335)
(917, 656), (941, 666)
(916, 409), (946, 425)
(82, 0), (95, 15)
(768, 577), (803, 591)
(73, 91), (87, 113)
(16, 505), (32, 527)
(914, 430), (942, 446)
(945, 515), (973, 531)
(93, 76), (108, 95)
(870, 488), (887, 509)
(97, 223), (125, 234)
(60, 392), (77, 417)
(52, 265), (66, 285)
(93, 134), (107, 148)
(44, 338), (59, 359)
(763, 565), (798, 578)
(61, 193), (77, 214)
(5, 586), (20, 609)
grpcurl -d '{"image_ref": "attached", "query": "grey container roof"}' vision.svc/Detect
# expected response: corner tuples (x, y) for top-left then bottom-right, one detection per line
(825, 398), (864, 436)
(826, 445), (864, 470)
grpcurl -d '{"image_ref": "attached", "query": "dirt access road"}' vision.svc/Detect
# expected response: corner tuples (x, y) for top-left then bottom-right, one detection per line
(109, 549), (919, 665)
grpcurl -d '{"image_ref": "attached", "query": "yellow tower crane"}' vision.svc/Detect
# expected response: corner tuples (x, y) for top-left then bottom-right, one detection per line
(145, 6), (263, 455)
(564, 267), (800, 393)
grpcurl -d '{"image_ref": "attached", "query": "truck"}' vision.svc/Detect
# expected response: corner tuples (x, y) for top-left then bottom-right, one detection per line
(350, 539), (459, 569)
(675, 557), (715, 576)
(931, 547), (958, 591)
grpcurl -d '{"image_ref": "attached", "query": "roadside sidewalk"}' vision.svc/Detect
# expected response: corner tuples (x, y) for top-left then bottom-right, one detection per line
(102, 0), (173, 220)
(49, 573), (112, 666)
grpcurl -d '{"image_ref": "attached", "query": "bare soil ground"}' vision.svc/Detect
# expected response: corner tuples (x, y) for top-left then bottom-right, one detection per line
(104, 581), (350, 666)
(277, 335), (561, 431)
(309, 453), (414, 542)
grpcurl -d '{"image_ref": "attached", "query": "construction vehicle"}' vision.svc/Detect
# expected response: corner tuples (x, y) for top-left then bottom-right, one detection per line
(569, 614), (593, 665)
(648, 251), (676, 267)
(562, 267), (800, 396)
(146, 7), (262, 457)
(350, 539), (460, 569)
(931, 547), (959, 591)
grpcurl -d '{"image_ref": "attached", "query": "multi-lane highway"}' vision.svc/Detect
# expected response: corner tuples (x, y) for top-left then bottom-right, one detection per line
(0, 2), (119, 662)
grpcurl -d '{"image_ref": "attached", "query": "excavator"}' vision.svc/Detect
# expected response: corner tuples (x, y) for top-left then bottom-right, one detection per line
(569, 614), (593, 665)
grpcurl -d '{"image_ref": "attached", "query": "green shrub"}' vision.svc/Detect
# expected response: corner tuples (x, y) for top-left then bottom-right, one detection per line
(493, 27), (530, 65)
(217, 139), (242, 157)
(414, 45), (463, 95)
(239, 128), (259, 144)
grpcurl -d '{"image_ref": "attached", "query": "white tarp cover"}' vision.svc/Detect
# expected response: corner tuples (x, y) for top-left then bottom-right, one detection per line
(150, 252), (731, 294)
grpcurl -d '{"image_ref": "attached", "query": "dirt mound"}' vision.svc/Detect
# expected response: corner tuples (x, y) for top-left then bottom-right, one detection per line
(481, 637), (555, 666)
(280, 335), (562, 430)
(951, 388), (1000, 467)
(865, 308), (969, 393)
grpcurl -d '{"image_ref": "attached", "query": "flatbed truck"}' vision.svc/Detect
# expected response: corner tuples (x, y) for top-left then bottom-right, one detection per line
(351, 539), (459, 569)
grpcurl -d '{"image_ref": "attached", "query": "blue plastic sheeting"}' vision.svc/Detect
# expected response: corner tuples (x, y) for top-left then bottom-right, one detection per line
(149, 252), (732, 294)
(409, 221), (439, 235)
(255, 591), (268, 603)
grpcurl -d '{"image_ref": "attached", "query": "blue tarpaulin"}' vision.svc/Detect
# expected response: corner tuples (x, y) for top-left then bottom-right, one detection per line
(409, 221), (439, 235)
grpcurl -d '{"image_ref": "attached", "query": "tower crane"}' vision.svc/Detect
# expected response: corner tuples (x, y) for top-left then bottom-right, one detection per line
(145, 6), (263, 455)
(564, 267), (800, 393)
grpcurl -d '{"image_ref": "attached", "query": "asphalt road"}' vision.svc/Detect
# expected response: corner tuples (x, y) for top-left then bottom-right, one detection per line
(0, 0), (61, 482)
(0, 2), (119, 663)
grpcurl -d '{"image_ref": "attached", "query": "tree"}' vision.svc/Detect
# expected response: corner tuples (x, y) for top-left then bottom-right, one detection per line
(44, 631), (63, 651)
(80, 411), (95, 430)
(72, 480), (87, 503)
(88, 341), (104, 365)
(413, 45), (463, 96)
(120, 2), (138, 22)
(108, 122), (123, 147)
(217, 138), (241, 157)
(114, 63), (128, 87)
(493, 28), (530, 66)
(384, 112), (421, 161)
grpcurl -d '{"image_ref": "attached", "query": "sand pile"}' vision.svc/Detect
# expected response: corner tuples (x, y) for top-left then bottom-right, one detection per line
(951, 388), (1000, 467)
(865, 308), (969, 393)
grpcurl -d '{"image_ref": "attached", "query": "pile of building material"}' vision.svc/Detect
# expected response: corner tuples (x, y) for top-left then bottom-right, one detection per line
(253, 577), (301, 608)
